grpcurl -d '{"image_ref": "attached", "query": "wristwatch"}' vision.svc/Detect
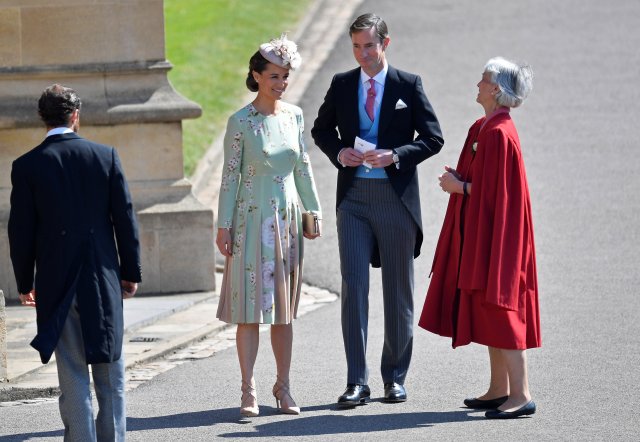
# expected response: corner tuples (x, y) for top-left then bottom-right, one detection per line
(392, 150), (400, 169)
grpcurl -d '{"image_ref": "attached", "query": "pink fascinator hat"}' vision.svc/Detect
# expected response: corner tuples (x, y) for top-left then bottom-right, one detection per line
(259, 34), (302, 70)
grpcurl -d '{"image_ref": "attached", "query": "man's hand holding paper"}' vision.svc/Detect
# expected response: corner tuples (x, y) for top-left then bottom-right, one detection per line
(354, 136), (376, 169)
(355, 136), (395, 169)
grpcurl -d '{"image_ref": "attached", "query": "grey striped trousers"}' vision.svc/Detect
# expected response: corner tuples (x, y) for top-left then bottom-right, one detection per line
(337, 178), (417, 385)
(55, 297), (126, 441)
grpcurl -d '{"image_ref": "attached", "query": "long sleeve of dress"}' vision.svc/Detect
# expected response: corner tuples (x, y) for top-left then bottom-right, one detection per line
(293, 111), (322, 216)
(217, 116), (244, 229)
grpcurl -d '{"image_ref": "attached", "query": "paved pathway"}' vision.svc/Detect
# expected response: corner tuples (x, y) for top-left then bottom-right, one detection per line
(1, 0), (639, 440)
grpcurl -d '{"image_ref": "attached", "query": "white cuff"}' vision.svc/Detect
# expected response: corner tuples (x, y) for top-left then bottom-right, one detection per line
(337, 148), (347, 167)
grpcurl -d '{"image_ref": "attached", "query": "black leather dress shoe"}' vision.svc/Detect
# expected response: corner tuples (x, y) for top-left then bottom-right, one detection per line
(463, 395), (509, 409)
(485, 400), (536, 419)
(337, 384), (371, 407)
(383, 383), (407, 403)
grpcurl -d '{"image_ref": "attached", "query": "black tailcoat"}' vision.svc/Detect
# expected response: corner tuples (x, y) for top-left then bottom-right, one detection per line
(8, 133), (141, 364)
(311, 66), (444, 266)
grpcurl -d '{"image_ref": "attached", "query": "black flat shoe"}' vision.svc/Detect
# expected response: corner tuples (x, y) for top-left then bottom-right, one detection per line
(485, 400), (536, 419)
(463, 395), (509, 409)
(337, 384), (371, 408)
(383, 383), (407, 403)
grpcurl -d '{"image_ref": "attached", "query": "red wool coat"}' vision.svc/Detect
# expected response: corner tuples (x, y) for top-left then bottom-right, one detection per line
(419, 112), (541, 349)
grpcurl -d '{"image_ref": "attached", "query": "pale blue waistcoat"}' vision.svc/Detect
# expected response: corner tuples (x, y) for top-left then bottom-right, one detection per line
(355, 92), (388, 179)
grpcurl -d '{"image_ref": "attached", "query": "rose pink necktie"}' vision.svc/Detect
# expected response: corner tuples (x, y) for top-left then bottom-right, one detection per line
(365, 78), (376, 121)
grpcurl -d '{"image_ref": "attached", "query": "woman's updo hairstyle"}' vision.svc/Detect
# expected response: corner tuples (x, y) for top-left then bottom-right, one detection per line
(484, 57), (533, 108)
(246, 51), (270, 92)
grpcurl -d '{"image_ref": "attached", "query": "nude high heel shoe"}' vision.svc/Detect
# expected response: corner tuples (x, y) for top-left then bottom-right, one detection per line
(240, 380), (259, 417)
(272, 376), (300, 415)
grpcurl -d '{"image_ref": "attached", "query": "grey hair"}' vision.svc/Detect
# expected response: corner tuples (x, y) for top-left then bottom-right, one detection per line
(484, 57), (533, 108)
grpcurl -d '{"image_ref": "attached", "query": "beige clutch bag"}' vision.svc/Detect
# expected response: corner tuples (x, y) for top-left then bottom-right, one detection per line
(302, 212), (320, 235)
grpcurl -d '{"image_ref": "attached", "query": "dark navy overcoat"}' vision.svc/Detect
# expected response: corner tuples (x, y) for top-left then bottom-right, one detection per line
(8, 133), (142, 364)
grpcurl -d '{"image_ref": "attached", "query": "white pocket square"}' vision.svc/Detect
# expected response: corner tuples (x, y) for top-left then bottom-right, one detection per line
(395, 99), (407, 110)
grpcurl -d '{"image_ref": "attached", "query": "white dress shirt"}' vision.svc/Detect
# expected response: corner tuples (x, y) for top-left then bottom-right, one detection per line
(359, 63), (388, 116)
(46, 127), (75, 137)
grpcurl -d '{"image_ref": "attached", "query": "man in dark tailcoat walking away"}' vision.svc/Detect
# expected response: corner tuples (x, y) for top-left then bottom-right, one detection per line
(312, 13), (443, 407)
(8, 84), (142, 441)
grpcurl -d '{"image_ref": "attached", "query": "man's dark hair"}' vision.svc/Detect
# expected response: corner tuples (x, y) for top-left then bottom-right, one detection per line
(349, 13), (389, 42)
(37, 84), (82, 128)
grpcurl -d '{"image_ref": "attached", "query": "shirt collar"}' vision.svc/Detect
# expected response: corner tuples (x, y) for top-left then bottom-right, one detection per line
(360, 62), (388, 88)
(46, 127), (75, 137)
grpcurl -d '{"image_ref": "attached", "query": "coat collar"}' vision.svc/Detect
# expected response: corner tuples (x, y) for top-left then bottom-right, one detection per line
(43, 132), (82, 143)
(342, 68), (361, 134)
(344, 65), (401, 137)
(377, 65), (400, 136)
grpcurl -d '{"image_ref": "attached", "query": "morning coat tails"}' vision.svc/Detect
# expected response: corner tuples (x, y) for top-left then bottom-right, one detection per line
(8, 133), (142, 364)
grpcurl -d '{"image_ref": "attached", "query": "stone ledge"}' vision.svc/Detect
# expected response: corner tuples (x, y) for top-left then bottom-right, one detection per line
(0, 61), (201, 128)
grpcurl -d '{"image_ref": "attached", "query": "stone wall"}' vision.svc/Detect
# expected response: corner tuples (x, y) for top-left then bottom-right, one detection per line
(0, 0), (216, 298)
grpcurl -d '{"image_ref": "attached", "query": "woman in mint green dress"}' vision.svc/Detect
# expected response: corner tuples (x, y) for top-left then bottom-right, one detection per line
(215, 35), (321, 417)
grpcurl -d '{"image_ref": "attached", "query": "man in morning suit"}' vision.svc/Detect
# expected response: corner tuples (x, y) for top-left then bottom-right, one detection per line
(8, 84), (142, 441)
(311, 13), (444, 406)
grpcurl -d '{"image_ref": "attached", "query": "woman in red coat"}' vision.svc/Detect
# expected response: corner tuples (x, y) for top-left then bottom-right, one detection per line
(419, 57), (540, 419)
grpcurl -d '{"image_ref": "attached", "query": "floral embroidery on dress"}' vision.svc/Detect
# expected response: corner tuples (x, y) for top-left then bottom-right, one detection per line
(287, 229), (296, 264)
(270, 198), (278, 212)
(233, 231), (244, 256)
(240, 104), (271, 136)
(261, 216), (277, 248)
(220, 175), (229, 192)
(261, 214), (288, 251)
(278, 110), (296, 136)
(246, 264), (257, 305)
(227, 156), (239, 172)
(262, 260), (275, 289)
(262, 291), (274, 313)
(217, 103), (321, 325)
(273, 175), (286, 191)
(261, 259), (275, 313)
(295, 164), (311, 179)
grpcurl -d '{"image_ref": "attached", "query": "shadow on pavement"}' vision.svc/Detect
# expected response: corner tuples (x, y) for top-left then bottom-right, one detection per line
(127, 408), (239, 430)
(0, 429), (63, 442)
(0, 408), (235, 441)
(0, 408), (483, 440)
(219, 410), (483, 438)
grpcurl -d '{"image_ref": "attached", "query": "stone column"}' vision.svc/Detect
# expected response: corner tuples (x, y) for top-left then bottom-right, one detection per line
(0, 0), (216, 298)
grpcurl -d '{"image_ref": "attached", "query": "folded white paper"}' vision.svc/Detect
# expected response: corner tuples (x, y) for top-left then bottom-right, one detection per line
(354, 136), (376, 169)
